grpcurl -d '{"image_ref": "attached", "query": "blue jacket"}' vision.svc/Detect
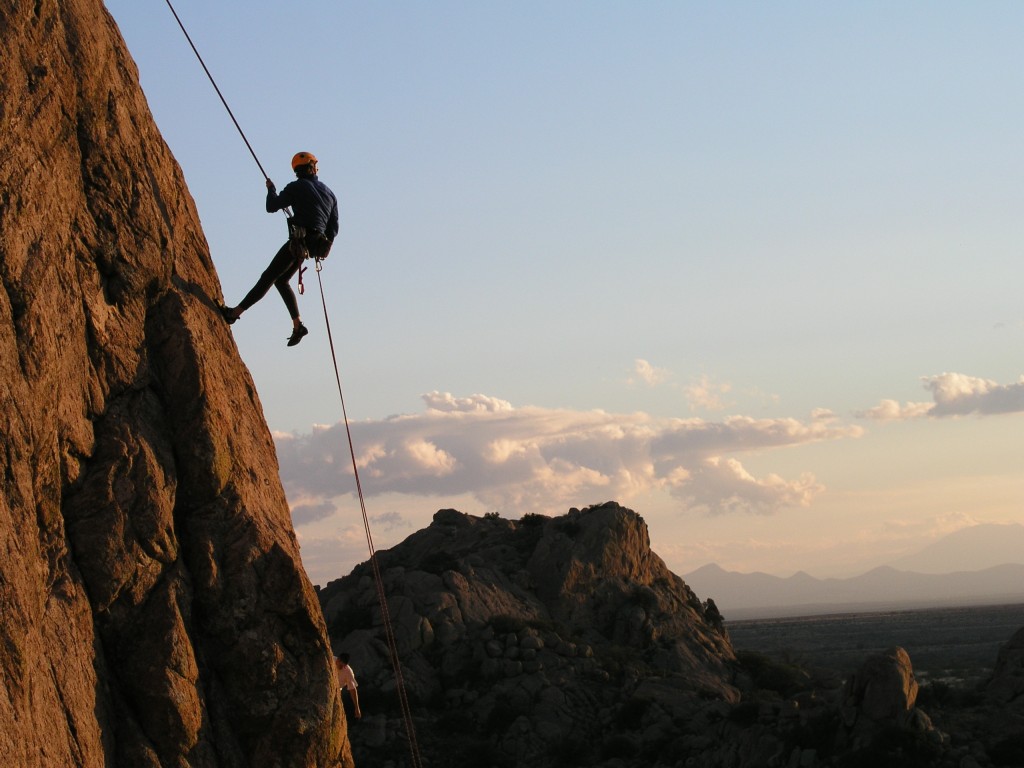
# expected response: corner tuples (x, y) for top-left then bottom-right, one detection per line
(266, 175), (339, 241)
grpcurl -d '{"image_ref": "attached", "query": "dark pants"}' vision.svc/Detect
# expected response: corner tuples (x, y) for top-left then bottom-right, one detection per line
(237, 241), (301, 319)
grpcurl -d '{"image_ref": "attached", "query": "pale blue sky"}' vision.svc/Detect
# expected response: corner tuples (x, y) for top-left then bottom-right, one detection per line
(106, 1), (1024, 586)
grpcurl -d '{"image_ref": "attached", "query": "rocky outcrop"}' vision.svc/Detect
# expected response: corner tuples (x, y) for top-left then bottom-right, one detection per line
(319, 503), (736, 767)
(0, 1), (348, 765)
(321, 503), (1024, 768)
(714, 647), (948, 768)
(836, 646), (938, 755)
(841, 646), (920, 727)
(986, 626), (1024, 705)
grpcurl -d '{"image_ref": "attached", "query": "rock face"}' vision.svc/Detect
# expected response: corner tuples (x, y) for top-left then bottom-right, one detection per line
(319, 503), (737, 766)
(987, 626), (1024, 705)
(0, 1), (349, 766)
(841, 646), (920, 726)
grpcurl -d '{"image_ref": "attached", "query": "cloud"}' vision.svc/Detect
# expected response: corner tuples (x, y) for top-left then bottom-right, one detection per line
(925, 372), (1024, 416)
(370, 511), (409, 531)
(630, 358), (670, 387)
(275, 393), (863, 518)
(856, 399), (934, 422)
(858, 372), (1024, 421)
(685, 374), (732, 412)
(422, 391), (513, 413)
(290, 500), (337, 526)
(881, 511), (979, 537)
(671, 457), (823, 515)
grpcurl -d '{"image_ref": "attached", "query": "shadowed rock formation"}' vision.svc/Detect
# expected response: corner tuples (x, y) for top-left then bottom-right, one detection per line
(841, 646), (920, 726)
(987, 626), (1024, 705)
(319, 503), (736, 766)
(321, 504), (1024, 767)
(0, 1), (349, 765)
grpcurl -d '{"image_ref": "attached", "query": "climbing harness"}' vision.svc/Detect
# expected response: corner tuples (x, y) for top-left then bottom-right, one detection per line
(287, 220), (331, 295)
(164, 4), (423, 765)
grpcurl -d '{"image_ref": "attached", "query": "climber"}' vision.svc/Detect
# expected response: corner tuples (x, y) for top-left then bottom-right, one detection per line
(220, 151), (339, 346)
(335, 652), (362, 720)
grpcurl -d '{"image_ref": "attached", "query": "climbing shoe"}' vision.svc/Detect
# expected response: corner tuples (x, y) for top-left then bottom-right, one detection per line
(287, 323), (309, 347)
(220, 305), (238, 325)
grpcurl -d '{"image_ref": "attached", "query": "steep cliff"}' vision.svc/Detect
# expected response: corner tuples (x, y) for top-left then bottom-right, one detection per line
(0, 1), (349, 765)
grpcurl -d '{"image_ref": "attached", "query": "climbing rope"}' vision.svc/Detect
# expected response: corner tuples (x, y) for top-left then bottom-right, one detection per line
(164, 3), (424, 765)
(163, 0), (269, 181)
(163, 0), (292, 217)
(315, 266), (424, 768)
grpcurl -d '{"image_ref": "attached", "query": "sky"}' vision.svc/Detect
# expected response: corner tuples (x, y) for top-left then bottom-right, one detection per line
(105, 1), (1024, 588)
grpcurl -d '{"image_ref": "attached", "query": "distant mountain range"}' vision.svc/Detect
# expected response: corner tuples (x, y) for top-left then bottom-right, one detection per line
(887, 523), (1024, 573)
(684, 524), (1024, 620)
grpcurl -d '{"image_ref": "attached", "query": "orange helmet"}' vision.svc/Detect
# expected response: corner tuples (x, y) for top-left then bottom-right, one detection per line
(291, 151), (318, 171)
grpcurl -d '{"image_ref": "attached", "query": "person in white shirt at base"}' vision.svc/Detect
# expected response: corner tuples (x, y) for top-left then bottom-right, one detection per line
(335, 652), (361, 720)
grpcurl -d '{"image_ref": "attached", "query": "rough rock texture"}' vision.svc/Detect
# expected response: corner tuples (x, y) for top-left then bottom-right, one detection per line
(0, 1), (350, 765)
(986, 625), (1024, 705)
(841, 646), (919, 726)
(319, 503), (738, 767)
(322, 503), (1024, 768)
(835, 645), (938, 758)
(936, 625), (1024, 768)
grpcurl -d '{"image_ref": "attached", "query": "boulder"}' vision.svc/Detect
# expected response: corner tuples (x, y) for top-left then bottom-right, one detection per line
(842, 646), (919, 725)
